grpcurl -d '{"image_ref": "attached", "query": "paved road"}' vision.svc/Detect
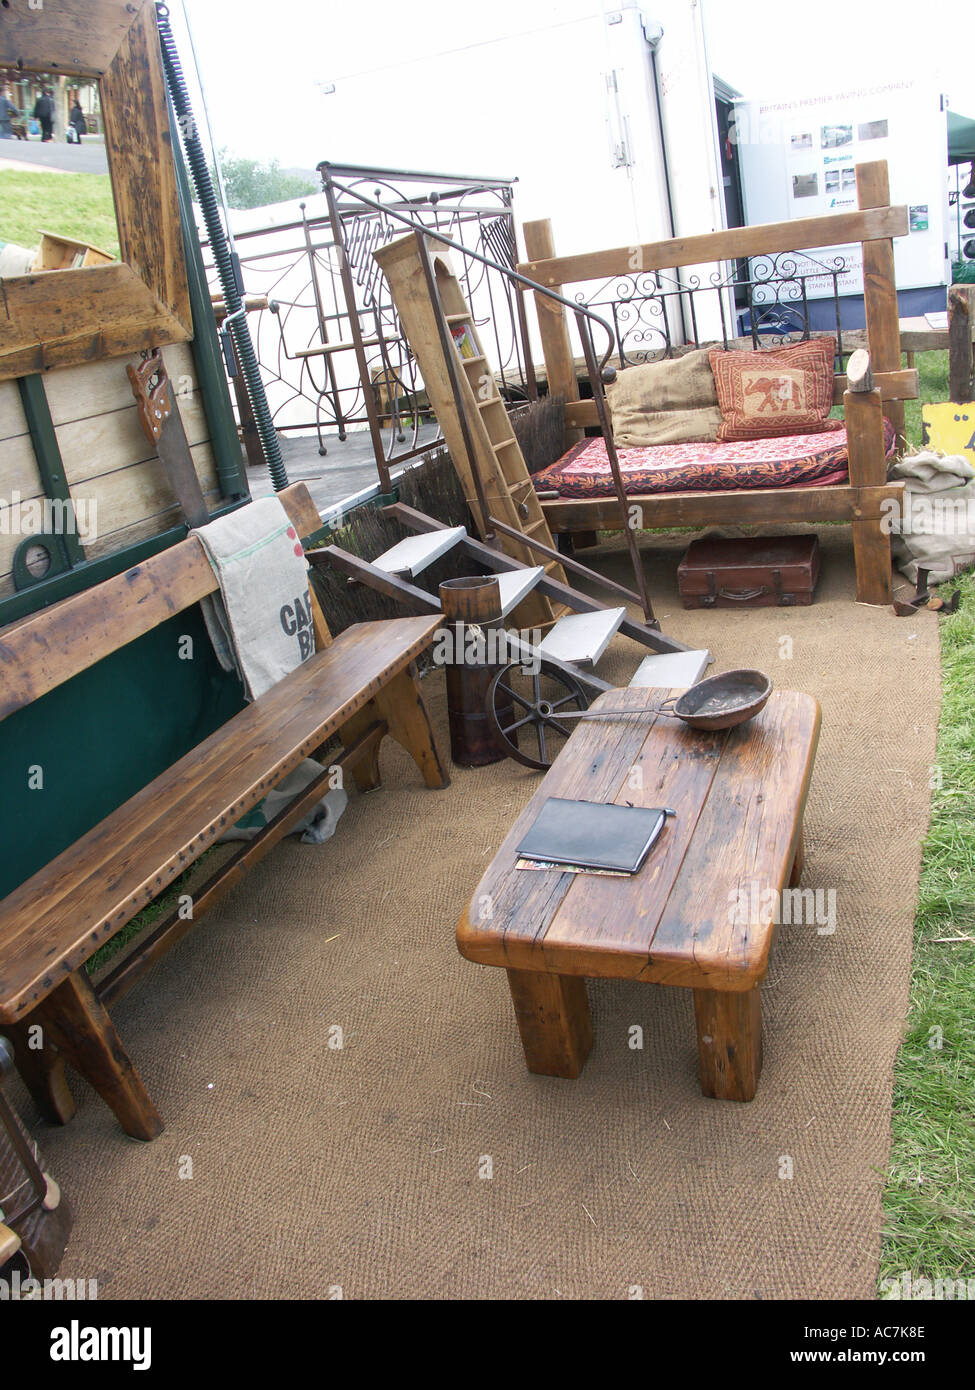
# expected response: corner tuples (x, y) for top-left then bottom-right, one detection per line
(0, 136), (109, 176)
(249, 424), (443, 514)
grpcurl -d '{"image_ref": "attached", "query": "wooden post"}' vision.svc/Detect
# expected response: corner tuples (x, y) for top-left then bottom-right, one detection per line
(948, 285), (974, 403)
(845, 349), (893, 605)
(3, 1019), (77, 1126)
(364, 664), (450, 789)
(856, 162), (905, 443)
(693, 987), (763, 1102)
(506, 968), (593, 1078)
(522, 219), (584, 448)
(277, 481), (334, 651)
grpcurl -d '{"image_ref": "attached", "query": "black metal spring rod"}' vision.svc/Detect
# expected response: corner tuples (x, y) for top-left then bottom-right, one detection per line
(155, 3), (289, 493)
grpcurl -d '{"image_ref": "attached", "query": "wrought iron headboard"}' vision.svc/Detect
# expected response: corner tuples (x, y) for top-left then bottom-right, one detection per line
(576, 250), (850, 370)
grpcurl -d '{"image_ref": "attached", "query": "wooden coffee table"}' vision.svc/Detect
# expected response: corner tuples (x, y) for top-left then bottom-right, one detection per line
(457, 686), (820, 1101)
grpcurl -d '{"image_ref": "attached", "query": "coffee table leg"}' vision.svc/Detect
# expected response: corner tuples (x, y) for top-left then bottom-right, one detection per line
(505, 969), (593, 1079)
(693, 987), (763, 1102)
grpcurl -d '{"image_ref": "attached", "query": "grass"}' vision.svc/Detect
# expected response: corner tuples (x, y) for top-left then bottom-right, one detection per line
(87, 853), (217, 977)
(903, 350), (949, 448)
(878, 350), (975, 1290)
(0, 168), (120, 259)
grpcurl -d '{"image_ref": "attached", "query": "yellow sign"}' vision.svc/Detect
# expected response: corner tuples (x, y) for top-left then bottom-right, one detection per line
(922, 402), (975, 461)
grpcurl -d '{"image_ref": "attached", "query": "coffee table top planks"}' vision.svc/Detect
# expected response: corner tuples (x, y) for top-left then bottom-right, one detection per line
(457, 686), (820, 991)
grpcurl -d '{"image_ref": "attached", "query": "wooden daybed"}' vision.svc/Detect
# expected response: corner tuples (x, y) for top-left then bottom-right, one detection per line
(517, 161), (916, 606)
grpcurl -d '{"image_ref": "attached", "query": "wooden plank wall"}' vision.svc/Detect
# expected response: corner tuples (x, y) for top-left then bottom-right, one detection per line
(0, 344), (226, 600)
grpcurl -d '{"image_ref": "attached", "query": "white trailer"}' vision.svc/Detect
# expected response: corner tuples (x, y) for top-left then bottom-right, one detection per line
(317, 0), (732, 337)
(733, 78), (952, 323)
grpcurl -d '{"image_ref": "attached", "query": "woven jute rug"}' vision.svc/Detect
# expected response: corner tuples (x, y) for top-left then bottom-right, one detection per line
(21, 525), (940, 1300)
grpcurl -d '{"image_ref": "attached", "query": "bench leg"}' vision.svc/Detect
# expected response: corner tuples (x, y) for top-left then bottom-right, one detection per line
(693, 986), (763, 1102)
(31, 971), (163, 1141)
(3, 1020), (77, 1126)
(505, 968), (592, 1079)
(341, 663), (449, 792)
(338, 704), (385, 792)
(374, 663), (449, 789)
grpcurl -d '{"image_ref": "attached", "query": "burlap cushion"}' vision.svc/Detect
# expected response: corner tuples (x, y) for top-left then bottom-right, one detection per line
(708, 338), (843, 441)
(605, 348), (722, 446)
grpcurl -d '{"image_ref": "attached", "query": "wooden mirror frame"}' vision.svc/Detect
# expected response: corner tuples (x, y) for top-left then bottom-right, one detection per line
(0, 0), (192, 381)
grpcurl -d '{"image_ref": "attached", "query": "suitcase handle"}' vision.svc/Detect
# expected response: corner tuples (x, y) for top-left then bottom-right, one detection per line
(703, 568), (786, 606)
(717, 585), (767, 601)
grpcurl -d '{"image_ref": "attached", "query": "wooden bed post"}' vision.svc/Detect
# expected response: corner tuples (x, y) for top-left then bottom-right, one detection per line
(856, 161), (906, 445)
(844, 349), (893, 605)
(522, 220), (584, 449)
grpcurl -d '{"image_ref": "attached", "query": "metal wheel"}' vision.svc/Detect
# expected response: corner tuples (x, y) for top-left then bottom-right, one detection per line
(487, 660), (591, 771)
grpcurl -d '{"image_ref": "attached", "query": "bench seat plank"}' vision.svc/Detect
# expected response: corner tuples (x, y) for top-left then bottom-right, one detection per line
(0, 615), (439, 1022)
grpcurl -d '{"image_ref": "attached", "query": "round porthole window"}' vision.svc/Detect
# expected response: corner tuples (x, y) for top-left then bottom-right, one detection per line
(21, 543), (53, 580)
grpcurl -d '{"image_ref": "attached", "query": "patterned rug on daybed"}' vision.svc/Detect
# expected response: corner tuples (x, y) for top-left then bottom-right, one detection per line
(533, 419), (897, 498)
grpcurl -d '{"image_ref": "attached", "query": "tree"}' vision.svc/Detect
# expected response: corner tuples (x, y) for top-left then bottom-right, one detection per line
(212, 152), (318, 211)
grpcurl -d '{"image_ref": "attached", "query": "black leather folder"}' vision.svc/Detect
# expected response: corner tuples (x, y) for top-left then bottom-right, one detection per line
(516, 798), (673, 874)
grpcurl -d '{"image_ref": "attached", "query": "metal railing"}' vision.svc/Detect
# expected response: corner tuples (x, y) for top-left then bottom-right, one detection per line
(318, 176), (656, 623)
(201, 164), (538, 491)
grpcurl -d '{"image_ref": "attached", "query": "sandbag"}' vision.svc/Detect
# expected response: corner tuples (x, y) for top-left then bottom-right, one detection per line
(221, 759), (348, 845)
(886, 450), (975, 585)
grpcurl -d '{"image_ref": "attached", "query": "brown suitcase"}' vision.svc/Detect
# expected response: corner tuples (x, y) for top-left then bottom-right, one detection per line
(677, 534), (821, 608)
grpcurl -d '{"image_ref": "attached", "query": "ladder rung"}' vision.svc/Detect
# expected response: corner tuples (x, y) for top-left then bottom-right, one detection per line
(539, 607), (627, 667)
(372, 525), (467, 577)
(446, 312), (471, 324)
(628, 650), (712, 689)
(294, 337), (381, 359)
(494, 566), (545, 617)
(462, 354), (487, 368)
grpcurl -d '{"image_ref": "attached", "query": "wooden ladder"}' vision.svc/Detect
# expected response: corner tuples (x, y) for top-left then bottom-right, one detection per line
(374, 232), (568, 629)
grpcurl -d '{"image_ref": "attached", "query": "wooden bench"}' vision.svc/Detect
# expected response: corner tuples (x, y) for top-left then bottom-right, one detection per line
(457, 685), (820, 1101)
(0, 483), (447, 1140)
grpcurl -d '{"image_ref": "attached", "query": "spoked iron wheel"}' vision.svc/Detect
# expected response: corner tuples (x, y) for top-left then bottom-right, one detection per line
(487, 660), (591, 771)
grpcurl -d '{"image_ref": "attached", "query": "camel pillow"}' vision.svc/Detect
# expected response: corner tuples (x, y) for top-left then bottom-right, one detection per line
(605, 348), (722, 446)
(708, 338), (844, 441)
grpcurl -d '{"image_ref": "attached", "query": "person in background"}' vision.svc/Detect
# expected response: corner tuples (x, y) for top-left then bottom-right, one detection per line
(0, 87), (19, 139)
(33, 88), (54, 143)
(68, 99), (87, 144)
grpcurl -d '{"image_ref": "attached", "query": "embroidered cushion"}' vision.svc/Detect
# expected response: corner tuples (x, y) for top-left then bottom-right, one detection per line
(708, 338), (844, 441)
